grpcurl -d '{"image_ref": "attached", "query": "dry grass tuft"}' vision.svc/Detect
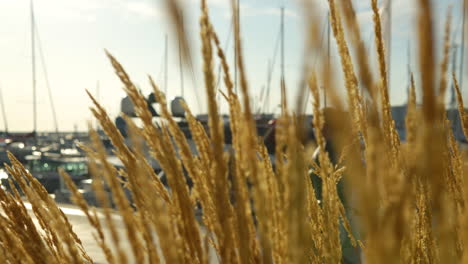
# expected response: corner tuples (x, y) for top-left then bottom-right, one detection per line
(0, 1), (467, 263)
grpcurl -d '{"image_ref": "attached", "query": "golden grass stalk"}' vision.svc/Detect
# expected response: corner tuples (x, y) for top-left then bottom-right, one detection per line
(59, 167), (117, 264)
(327, 0), (365, 138)
(418, 0), (436, 121)
(454, 74), (468, 139)
(2, 152), (92, 264)
(162, 0), (191, 65)
(438, 8), (453, 104)
(200, 1), (243, 263)
(340, 0), (377, 104)
(87, 92), (146, 263)
(1, 0), (468, 263)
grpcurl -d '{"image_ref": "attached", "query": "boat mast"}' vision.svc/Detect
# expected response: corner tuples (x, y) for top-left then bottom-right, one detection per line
(451, 45), (458, 108)
(0, 85), (8, 134)
(280, 6), (286, 111)
(281, 7), (285, 83)
(164, 34), (168, 96)
(96, 81), (100, 130)
(178, 32), (184, 98)
(407, 41), (411, 104)
(325, 11), (330, 108)
(234, 0), (239, 94)
(387, 0), (392, 91)
(461, 0), (467, 93)
(264, 59), (272, 113)
(30, 0), (37, 137)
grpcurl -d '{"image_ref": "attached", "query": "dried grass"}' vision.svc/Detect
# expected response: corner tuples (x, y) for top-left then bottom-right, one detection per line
(0, 0), (466, 263)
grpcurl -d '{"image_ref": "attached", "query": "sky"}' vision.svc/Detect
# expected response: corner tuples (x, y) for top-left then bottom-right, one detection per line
(0, 0), (462, 132)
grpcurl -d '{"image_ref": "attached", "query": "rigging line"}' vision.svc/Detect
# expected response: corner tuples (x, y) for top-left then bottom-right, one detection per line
(35, 19), (59, 133)
(255, 60), (270, 115)
(215, 20), (234, 92)
(256, 85), (266, 114)
(262, 25), (282, 113)
(260, 60), (272, 114)
(215, 21), (233, 114)
(185, 42), (202, 113)
(313, 17), (328, 73)
(177, 15), (201, 113)
(453, 12), (463, 43)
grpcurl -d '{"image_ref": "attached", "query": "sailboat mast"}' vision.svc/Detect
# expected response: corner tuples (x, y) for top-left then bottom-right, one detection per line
(280, 6), (285, 82)
(451, 45), (458, 108)
(386, 0), (392, 91)
(30, 0), (37, 135)
(264, 59), (272, 113)
(164, 34), (168, 96)
(280, 6), (286, 110)
(0, 85), (8, 134)
(234, 0), (240, 94)
(325, 12), (330, 108)
(407, 41), (411, 104)
(96, 81), (100, 130)
(461, 0), (467, 92)
(178, 33), (184, 98)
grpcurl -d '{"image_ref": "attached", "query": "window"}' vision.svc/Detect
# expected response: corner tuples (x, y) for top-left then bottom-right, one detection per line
(59, 162), (88, 175)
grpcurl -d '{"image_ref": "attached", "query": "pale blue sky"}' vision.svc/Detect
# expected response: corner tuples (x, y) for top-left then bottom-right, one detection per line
(0, 0), (462, 131)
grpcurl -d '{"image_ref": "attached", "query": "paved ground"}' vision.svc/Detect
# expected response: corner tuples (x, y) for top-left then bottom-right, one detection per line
(24, 202), (134, 264)
(24, 201), (217, 264)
